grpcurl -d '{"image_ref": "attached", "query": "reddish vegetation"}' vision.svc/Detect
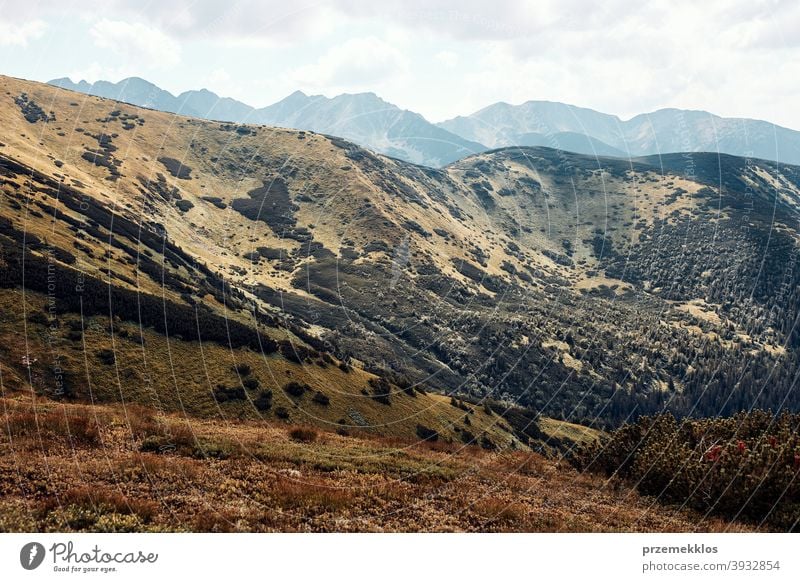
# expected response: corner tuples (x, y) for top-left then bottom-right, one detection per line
(0, 395), (753, 533)
(576, 412), (800, 530)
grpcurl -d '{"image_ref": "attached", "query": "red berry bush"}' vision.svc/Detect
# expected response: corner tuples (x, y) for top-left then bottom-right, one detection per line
(574, 411), (800, 530)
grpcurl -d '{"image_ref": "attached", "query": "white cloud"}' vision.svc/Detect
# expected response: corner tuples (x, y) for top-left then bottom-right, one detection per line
(102, 0), (339, 45)
(0, 19), (46, 46)
(289, 36), (409, 91)
(435, 50), (459, 67)
(207, 68), (231, 85)
(89, 19), (181, 68)
(3, 0), (800, 129)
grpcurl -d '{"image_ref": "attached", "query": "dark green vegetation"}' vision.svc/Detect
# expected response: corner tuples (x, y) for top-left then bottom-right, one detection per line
(576, 411), (800, 530)
(273, 148), (800, 428)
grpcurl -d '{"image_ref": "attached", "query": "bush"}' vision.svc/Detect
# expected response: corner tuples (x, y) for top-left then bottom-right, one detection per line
(480, 435), (497, 450)
(288, 426), (317, 443)
(232, 363), (252, 376)
(254, 390), (273, 411)
(213, 384), (246, 402)
(575, 411), (800, 530)
(368, 377), (392, 405)
(312, 391), (330, 406)
(283, 381), (308, 398)
(96, 349), (115, 365)
(175, 199), (194, 213)
(416, 424), (438, 442)
(275, 407), (290, 420)
(27, 311), (50, 325)
(279, 341), (316, 364)
(243, 377), (260, 390)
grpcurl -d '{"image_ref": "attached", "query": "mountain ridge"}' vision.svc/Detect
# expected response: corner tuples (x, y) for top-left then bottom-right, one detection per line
(439, 100), (800, 164)
(5, 74), (800, 431)
(50, 75), (800, 166)
(48, 76), (485, 167)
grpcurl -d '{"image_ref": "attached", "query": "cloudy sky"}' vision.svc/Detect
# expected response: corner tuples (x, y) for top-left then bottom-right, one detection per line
(0, 0), (798, 126)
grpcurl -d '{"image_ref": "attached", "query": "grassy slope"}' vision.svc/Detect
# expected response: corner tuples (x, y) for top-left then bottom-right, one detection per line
(0, 288), (522, 446)
(0, 394), (751, 532)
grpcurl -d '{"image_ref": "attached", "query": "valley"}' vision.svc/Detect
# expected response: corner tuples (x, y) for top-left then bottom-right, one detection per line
(1, 74), (799, 531)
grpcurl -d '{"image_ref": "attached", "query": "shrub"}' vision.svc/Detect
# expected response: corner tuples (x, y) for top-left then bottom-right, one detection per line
(416, 424), (439, 442)
(243, 377), (260, 390)
(283, 381), (308, 398)
(461, 429), (477, 445)
(574, 411), (800, 530)
(275, 407), (290, 420)
(279, 341), (315, 364)
(368, 377), (392, 405)
(96, 349), (115, 365)
(27, 311), (50, 325)
(312, 391), (330, 406)
(232, 363), (252, 376)
(213, 384), (246, 402)
(254, 390), (273, 411)
(288, 426), (318, 443)
(175, 200), (194, 213)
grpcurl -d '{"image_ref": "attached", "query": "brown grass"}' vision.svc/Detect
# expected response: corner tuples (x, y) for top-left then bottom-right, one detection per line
(2, 405), (102, 447)
(270, 477), (355, 511)
(474, 497), (525, 525)
(0, 394), (760, 533)
(43, 486), (158, 522)
(288, 426), (318, 443)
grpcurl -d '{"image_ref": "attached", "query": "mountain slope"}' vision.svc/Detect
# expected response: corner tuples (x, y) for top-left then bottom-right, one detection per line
(440, 101), (800, 164)
(440, 101), (623, 150)
(177, 88), (255, 123)
(5, 74), (800, 434)
(513, 131), (625, 157)
(2, 393), (745, 533)
(50, 76), (204, 118)
(0, 75), (532, 449)
(47, 77), (486, 167)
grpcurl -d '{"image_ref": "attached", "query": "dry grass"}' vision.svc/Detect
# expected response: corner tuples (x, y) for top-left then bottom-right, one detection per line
(2, 403), (102, 447)
(0, 289), (520, 450)
(288, 426), (318, 443)
(0, 394), (759, 533)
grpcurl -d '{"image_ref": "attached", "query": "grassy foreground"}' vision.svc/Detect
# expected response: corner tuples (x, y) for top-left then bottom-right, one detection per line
(0, 394), (753, 532)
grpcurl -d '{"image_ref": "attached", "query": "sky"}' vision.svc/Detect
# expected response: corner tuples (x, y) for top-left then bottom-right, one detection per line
(0, 0), (798, 127)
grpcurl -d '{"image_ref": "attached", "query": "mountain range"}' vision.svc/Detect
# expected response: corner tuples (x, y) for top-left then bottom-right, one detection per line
(439, 101), (800, 164)
(4, 74), (800, 531)
(50, 76), (800, 167)
(5, 73), (800, 431)
(48, 77), (484, 167)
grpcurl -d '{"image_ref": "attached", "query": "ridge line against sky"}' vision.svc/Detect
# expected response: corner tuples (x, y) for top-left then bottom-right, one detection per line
(45, 75), (800, 134)
(0, 0), (798, 128)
